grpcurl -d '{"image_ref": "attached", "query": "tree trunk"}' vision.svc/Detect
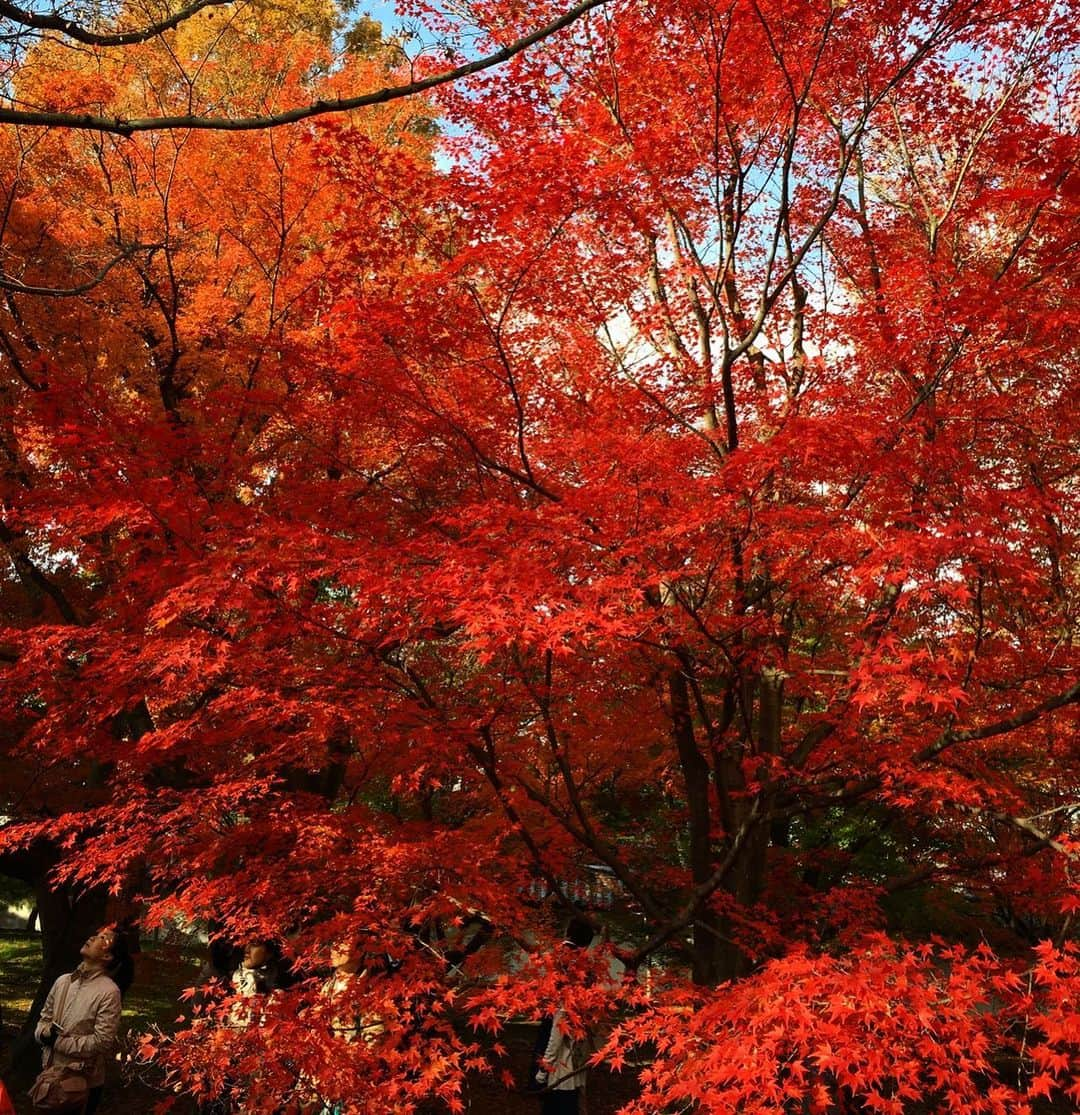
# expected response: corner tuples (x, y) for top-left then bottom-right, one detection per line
(669, 666), (722, 986)
(713, 669), (784, 983)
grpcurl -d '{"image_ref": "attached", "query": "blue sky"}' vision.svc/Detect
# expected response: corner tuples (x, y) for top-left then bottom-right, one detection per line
(358, 1), (439, 44)
(360, 1), (405, 30)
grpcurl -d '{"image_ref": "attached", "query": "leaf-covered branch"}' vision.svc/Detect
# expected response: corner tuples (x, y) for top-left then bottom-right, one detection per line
(0, 0), (614, 134)
(0, 243), (156, 296)
(0, 0), (236, 47)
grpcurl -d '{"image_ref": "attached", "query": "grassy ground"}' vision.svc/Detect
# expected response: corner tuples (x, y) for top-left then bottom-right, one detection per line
(0, 930), (203, 1034)
(0, 935), (38, 1029)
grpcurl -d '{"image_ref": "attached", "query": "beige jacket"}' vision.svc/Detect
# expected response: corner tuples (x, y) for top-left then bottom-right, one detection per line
(539, 1010), (586, 1092)
(324, 970), (385, 1044)
(36, 968), (122, 1088)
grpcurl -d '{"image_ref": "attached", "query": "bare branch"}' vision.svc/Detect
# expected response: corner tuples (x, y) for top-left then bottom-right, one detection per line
(0, 521), (84, 624)
(919, 679), (1080, 761)
(974, 807), (1077, 860)
(624, 800), (761, 968)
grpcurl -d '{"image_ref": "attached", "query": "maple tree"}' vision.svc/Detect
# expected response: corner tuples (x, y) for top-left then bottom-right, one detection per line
(2, 0), (1080, 1111)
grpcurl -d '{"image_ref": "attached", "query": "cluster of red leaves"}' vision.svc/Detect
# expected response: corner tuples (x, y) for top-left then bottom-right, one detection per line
(607, 938), (1080, 1115)
(1, 0), (1079, 1110)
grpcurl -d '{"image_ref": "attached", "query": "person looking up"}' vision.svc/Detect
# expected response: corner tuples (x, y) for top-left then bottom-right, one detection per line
(36, 927), (133, 1115)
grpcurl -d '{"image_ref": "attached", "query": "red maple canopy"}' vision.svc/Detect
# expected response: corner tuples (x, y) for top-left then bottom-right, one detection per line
(1, 0), (1078, 1110)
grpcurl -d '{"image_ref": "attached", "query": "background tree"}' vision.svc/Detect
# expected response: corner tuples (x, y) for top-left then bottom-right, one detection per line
(0, 0), (441, 1066)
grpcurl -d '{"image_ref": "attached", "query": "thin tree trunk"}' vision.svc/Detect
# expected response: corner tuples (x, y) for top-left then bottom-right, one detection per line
(669, 666), (722, 985)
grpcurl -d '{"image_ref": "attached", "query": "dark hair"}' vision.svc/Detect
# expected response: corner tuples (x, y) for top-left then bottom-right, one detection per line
(243, 939), (290, 990)
(106, 931), (134, 996)
(208, 937), (239, 979)
(565, 916), (594, 949)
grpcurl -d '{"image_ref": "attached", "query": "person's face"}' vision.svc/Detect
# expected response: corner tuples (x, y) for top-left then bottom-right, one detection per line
(81, 929), (115, 965)
(329, 938), (363, 972)
(243, 942), (269, 969)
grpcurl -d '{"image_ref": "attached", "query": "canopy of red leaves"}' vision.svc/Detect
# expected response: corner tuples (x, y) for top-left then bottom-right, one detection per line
(1, 0), (1078, 1110)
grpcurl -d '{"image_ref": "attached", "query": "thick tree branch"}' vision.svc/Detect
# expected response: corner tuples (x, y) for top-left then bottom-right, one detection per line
(624, 801), (761, 969)
(0, 0), (236, 47)
(972, 807), (1077, 860)
(0, 243), (155, 297)
(0, 0), (614, 134)
(919, 679), (1080, 761)
(0, 521), (83, 623)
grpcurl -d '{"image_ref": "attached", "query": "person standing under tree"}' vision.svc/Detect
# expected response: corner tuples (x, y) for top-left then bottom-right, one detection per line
(532, 917), (594, 1115)
(35, 927), (134, 1114)
(299, 937), (389, 1114)
(227, 939), (282, 1029)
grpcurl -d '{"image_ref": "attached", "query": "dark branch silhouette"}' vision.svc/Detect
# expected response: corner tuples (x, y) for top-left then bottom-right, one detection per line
(0, 0), (237, 47)
(0, 243), (157, 296)
(0, 0), (613, 134)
